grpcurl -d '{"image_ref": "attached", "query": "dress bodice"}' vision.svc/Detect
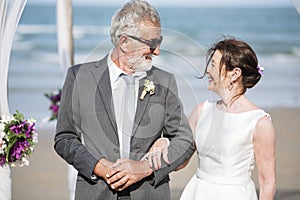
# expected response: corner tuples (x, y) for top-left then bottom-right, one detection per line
(194, 100), (269, 183)
(180, 100), (267, 199)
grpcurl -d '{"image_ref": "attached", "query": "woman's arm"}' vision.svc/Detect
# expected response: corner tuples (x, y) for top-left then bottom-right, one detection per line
(189, 103), (204, 135)
(145, 102), (204, 171)
(175, 102), (204, 170)
(253, 115), (276, 200)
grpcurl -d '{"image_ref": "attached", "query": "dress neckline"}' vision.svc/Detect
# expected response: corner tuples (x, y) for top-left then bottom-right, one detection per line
(212, 101), (262, 115)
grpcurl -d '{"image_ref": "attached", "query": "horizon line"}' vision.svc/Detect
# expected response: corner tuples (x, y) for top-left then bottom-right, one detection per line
(27, 2), (293, 8)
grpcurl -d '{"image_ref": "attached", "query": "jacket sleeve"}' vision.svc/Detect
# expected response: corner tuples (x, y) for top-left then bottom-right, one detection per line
(152, 73), (194, 186)
(54, 66), (99, 182)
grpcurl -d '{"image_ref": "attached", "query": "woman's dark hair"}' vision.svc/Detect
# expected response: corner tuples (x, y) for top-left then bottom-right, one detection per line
(206, 37), (261, 94)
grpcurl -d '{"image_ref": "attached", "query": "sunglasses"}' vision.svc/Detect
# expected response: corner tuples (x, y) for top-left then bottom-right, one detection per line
(124, 35), (163, 52)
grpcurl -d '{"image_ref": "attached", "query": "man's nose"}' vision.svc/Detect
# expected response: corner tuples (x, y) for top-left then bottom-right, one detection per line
(151, 45), (160, 55)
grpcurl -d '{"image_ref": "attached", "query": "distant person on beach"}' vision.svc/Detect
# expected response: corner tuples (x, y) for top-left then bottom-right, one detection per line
(54, 0), (194, 199)
(147, 38), (276, 200)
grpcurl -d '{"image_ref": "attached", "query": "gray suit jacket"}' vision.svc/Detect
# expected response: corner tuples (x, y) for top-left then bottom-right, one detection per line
(54, 55), (194, 200)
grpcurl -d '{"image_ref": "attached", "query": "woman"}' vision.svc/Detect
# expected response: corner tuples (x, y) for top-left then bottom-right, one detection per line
(147, 38), (276, 199)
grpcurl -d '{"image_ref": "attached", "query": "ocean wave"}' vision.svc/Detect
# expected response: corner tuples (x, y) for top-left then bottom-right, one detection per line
(16, 24), (110, 36)
(292, 47), (300, 56)
(12, 41), (35, 51)
(17, 24), (57, 34)
(73, 25), (110, 39)
(259, 53), (300, 71)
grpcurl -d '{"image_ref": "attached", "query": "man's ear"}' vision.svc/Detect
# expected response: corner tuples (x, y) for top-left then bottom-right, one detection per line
(119, 35), (129, 52)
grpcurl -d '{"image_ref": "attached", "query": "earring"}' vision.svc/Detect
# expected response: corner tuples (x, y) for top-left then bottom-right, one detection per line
(228, 81), (233, 91)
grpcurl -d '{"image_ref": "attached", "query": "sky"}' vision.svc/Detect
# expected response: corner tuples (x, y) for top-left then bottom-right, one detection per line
(28, 0), (294, 7)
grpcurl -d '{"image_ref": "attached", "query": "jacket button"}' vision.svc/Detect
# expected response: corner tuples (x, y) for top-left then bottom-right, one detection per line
(113, 148), (119, 153)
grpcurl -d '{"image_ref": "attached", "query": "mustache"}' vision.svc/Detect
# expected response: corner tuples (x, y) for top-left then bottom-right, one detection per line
(145, 53), (154, 59)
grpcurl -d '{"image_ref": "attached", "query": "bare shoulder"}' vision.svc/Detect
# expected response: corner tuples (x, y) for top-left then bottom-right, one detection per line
(254, 114), (275, 141)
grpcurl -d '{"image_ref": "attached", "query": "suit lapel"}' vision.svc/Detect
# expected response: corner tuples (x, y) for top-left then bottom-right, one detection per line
(132, 70), (154, 135)
(91, 58), (155, 139)
(91, 55), (118, 139)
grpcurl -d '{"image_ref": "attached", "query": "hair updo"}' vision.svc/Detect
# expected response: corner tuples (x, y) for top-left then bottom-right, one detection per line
(206, 37), (261, 94)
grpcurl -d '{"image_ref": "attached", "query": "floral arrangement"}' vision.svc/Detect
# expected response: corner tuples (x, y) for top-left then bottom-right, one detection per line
(140, 79), (155, 100)
(45, 89), (61, 121)
(0, 110), (38, 167)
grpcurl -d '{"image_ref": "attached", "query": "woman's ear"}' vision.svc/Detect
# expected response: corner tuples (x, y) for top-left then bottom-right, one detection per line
(231, 67), (242, 82)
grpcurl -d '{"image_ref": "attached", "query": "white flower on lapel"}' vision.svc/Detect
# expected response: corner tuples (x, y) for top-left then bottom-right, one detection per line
(140, 79), (155, 100)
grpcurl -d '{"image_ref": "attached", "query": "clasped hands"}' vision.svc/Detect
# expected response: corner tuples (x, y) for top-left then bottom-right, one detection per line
(93, 138), (170, 191)
(94, 158), (152, 191)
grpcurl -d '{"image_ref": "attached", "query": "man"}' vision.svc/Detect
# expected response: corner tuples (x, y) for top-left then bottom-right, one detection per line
(54, 1), (194, 199)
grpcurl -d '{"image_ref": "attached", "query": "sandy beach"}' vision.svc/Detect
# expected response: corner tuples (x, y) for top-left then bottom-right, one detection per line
(11, 107), (300, 200)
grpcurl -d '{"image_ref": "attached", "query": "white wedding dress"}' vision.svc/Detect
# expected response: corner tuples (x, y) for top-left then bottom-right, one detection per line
(180, 101), (269, 200)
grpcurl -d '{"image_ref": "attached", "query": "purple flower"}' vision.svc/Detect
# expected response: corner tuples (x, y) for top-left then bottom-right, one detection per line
(257, 64), (264, 76)
(50, 104), (59, 115)
(9, 122), (26, 135)
(50, 93), (61, 102)
(45, 89), (61, 121)
(0, 155), (5, 166)
(25, 122), (35, 138)
(0, 111), (37, 167)
(10, 140), (30, 161)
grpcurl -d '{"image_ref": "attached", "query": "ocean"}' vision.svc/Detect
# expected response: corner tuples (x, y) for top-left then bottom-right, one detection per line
(8, 4), (300, 122)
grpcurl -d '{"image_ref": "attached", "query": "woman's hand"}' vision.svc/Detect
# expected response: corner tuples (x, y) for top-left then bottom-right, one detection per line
(143, 138), (170, 170)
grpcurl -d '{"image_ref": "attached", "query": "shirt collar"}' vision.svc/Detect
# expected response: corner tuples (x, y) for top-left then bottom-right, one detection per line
(107, 49), (124, 85)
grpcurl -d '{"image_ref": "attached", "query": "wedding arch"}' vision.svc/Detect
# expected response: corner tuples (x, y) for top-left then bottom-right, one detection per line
(0, 0), (28, 199)
(56, 1), (76, 200)
(57, 0), (74, 73)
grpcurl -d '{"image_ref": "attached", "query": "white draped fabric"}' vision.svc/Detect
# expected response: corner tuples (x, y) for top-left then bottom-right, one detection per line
(0, 0), (27, 199)
(56, 1), (76, 199)
(0, 165), (11, 200)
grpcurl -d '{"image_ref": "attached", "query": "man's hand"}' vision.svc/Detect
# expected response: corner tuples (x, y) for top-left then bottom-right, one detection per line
(106, 159), (153, 191)
(93, 158), (115, 181)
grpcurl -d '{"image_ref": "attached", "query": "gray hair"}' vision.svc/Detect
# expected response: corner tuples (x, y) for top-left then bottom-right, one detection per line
(110, 0), (161, 46)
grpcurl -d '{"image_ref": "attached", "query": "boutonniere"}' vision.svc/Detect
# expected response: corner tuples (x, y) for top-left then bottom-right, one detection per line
(140, 79), (155, 100)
